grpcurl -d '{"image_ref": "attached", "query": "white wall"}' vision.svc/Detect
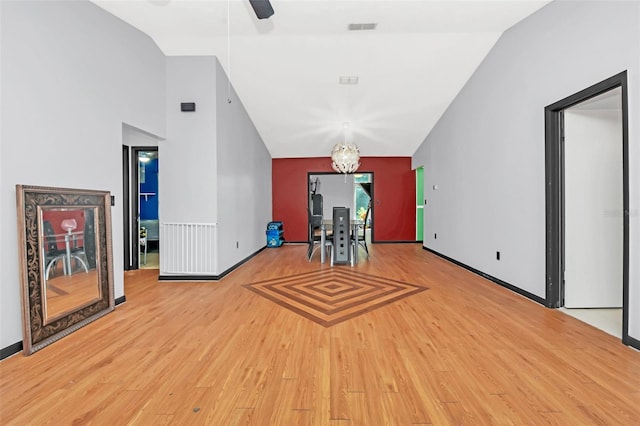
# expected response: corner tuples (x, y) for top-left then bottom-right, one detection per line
(0, 1), (165, 349)
(412, 0), (639, 341)
(564, 108), (623, 308)
(215, 59), (272, 273)
(162, 57), (218, 224)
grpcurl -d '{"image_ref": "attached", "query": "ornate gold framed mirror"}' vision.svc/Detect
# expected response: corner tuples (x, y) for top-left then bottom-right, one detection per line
(16, 185), (114, 355)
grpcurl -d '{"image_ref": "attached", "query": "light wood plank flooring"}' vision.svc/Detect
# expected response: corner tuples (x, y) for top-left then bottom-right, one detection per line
(1, 244), (639, 425)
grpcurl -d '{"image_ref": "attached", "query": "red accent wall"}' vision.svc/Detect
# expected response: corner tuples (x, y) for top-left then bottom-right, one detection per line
(272, 157), (416, 242)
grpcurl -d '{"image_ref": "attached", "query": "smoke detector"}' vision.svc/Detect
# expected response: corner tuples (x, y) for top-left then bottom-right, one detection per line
(339, 76), (359, 85)
(348, 23), (378, 31)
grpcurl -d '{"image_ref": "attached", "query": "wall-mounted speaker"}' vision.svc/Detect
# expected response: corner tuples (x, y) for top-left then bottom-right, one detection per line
(249, 0), (274, 20)
(180, 102), (196, 112)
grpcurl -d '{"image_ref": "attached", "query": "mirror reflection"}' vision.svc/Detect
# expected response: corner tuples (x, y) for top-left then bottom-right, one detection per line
(40, 207), (101, 323)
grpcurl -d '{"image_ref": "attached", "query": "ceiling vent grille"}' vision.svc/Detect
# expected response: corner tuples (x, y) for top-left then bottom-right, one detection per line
(348, 23), (377, 31)
(339, 76), (359, 85)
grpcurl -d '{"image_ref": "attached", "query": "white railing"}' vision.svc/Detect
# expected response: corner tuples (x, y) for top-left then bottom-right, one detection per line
(160, 222), (217, 275)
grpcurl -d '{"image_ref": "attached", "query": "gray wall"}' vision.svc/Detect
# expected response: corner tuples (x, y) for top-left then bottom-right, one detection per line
(0, 1), (166, 349)
(412, 0), (639, 340)
(215, 60), (272, 273)
(163, 57), (218, 224)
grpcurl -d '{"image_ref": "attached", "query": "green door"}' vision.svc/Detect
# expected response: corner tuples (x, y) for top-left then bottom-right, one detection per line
(416, 167), (424, 241)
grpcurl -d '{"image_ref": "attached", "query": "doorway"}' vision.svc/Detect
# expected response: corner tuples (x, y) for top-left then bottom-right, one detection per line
(122, 147), (160, 270)
(133, 147), (159, 269)
(122, 145), (131, 270)
(545, 71), (629, 344)
(308, 172), (374, 242)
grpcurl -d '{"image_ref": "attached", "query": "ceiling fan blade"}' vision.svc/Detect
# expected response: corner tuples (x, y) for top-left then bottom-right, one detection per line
(249, 0), (274, 20)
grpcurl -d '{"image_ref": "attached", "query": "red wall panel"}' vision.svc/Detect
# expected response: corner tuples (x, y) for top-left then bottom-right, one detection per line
(272, 157), (416, 242)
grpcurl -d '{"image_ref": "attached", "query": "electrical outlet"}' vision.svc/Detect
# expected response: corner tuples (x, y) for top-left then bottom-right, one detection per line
(236, 241), (239, 248)
(434, 233), (437, 240)
(496, 251), (500, 260)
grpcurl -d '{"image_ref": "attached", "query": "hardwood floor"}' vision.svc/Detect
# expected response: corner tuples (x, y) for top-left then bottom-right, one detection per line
(1, 244), (639, 425)
(244, 268), (427, 327)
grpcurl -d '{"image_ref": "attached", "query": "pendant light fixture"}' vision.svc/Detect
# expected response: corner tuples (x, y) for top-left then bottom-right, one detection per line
(331, 122), (360, 174)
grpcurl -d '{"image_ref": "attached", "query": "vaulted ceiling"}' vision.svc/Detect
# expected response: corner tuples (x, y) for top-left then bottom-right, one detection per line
(92, 0), (550, 158)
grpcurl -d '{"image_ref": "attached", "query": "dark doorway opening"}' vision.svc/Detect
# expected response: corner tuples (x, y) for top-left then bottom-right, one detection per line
(122, 145), (131, 270)
(131, 147), (159, 270)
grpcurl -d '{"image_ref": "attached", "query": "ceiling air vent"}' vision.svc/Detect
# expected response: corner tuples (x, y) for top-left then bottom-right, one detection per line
(348, 23), (378, 31)
(339, 76), (359, 85)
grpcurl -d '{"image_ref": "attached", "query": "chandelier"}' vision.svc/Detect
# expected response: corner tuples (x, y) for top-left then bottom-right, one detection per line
(331, 123), (360, 174)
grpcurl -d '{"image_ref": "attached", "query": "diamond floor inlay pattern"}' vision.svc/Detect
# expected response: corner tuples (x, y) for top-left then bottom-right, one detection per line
(243, 269), (428, 327)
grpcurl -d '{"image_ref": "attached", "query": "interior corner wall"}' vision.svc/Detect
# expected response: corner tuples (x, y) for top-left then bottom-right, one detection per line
(0, 0), (166, 349)
(411, 0), (640, 341)
(123, 124), (163, 148)
(215, 59), (272, 273)
(272, 157), (415, 242)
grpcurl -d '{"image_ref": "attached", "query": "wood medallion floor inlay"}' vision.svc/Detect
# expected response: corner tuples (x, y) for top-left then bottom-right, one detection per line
(244, 269), (428, 327)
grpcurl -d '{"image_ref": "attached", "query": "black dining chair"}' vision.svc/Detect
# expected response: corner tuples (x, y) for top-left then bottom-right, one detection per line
(357, 201), (371, 256)
(307, 208), (331, 261)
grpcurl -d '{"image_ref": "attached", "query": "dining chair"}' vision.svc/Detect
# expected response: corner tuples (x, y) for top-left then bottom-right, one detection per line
(140, 226), (148, 265)
(307, 208), (331, 261)
(357, 201), (371, 256)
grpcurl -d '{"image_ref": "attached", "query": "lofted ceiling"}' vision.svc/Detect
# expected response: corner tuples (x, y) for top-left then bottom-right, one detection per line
(92, 0), (551, 158)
